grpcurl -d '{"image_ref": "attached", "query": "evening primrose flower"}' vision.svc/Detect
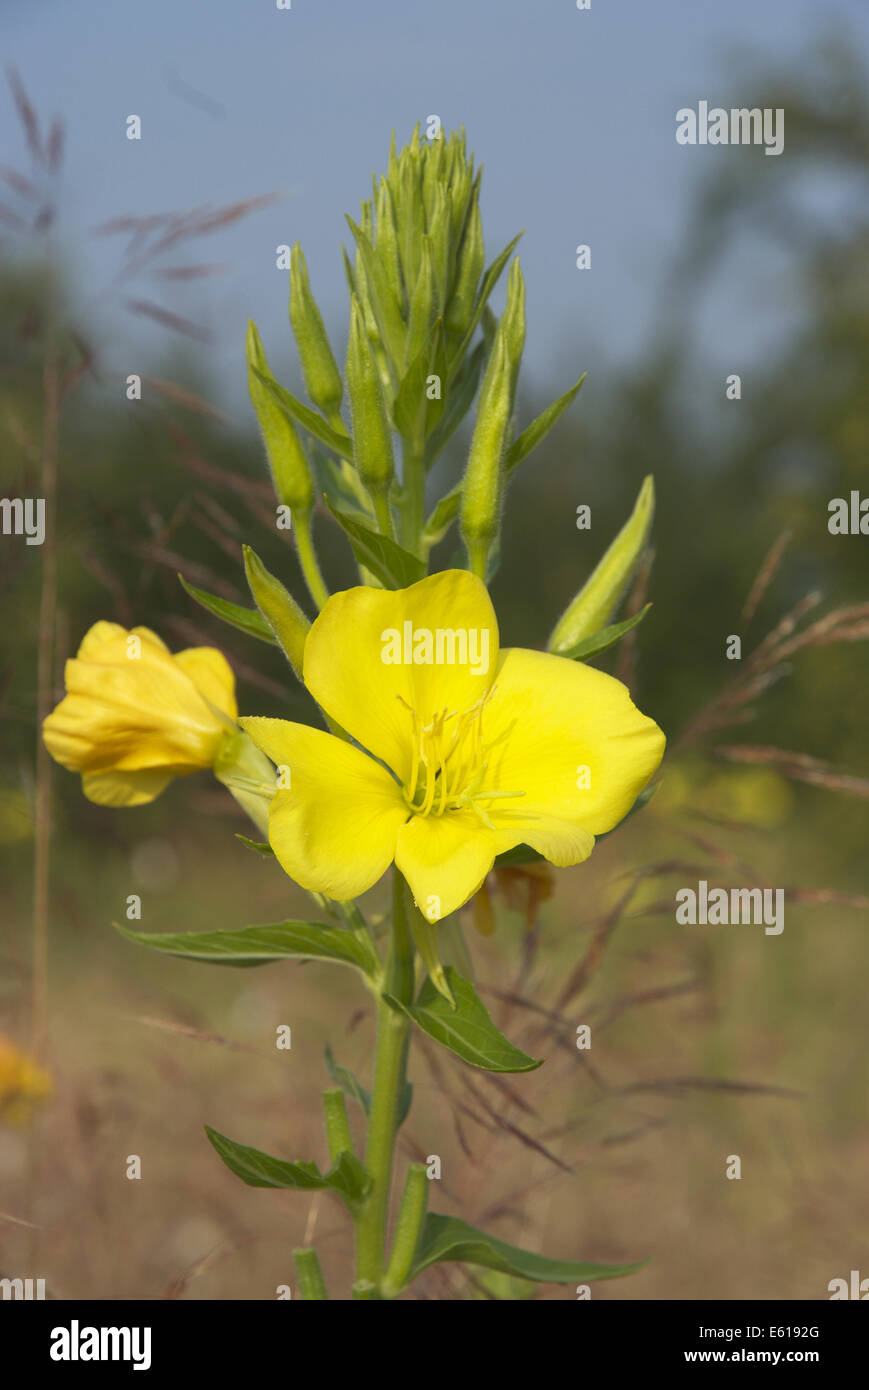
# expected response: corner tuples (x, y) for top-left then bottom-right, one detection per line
(242, 570), (665, 922)
(43, 622), (238, 806)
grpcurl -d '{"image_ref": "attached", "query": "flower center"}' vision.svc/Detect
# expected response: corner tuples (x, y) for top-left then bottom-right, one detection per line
(397, 688), (524, 826)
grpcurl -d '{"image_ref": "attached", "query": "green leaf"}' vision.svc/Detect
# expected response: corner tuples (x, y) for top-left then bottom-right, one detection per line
(505, 373), (587, 476)
(114, 919), (381, 979)
(326, 500), (426, 589)
(422, 482), (462, 549)
(345, 215), (406, 371)
(205, 1127), (371, 1205)
(410, 1213), (645, 1285)
(386, 967), (542, 1073)
(424, 339), (486, 473)
(324, 1045), (370, 1115)
(323, 1045), (412, 1128)
(560, 604), (652, 663)
(179, 574), (276, 644)
(235, 835), (275, 856)
(393, 320), (446, 443)
(250, 366), (353, 458)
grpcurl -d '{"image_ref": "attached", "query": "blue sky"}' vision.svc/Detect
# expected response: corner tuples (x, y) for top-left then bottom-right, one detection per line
(2, 0), (867, 410)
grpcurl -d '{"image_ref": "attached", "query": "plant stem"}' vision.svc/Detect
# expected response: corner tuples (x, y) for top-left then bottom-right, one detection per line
(293, 1247), (329, 1300)
(400, 436), (425, 554)
(354, 869), (415, 1289)
(372, 488), (395, 540)
(294, 509), (329, 610)
(382, 1163), (428, 1298)
(323, 1088), (355, 1160)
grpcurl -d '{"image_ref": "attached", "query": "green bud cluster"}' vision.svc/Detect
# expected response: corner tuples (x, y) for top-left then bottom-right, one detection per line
(241, 125), (593, 603)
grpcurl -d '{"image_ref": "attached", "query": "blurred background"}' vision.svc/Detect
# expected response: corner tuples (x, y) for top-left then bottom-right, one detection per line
(1, 0), (868, 1299)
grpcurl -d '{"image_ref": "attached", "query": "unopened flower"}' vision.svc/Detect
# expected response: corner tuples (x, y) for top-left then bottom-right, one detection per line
(43, 622), (238, 806)
(243, 570), (665, 921)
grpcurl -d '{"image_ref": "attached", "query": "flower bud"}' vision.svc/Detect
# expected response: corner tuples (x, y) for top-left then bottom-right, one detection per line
(289, 244), (344, 417)
(548, 475), (656, 653)
(42, 622), (239, 806)
(447, 194), (483, 337)
(246, 321), (315, 515)
(346, 294), (395, 506)
(405, 235), (439, 369)
(375, 176), (405, 317)
(243, 545), (310, 680)
(459, 331), (512, 578)
(501, 259), (526, 397)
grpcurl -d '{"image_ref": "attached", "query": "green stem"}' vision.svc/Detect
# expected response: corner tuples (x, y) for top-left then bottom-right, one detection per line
(294, 509), (329, 610)
(371, 487), (395, 540)
(382, 1163), (428, 1298)
(294, 1247), (329, 1300)
(323, 1088), (355, 1161)
(354, 870), (415, 1288)
(400, 435), (425, 554)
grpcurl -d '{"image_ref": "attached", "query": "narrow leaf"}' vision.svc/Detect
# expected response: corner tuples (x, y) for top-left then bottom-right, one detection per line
(560, 604), (652, 663)
(179, 574), (275, 644)
(235, 835), (275, 856)
(324, 1045), (370, 1115)
(115, 919), (381, 979)
(505, 374), (586, 475)
(410, 1213), (645, 1285)
(326, 500), (426, 589)
(386, 967), (542, 1073)
(251, 366), (352, 457)
(424, 339), (486, 471)
(205, 1127), (371, 1204)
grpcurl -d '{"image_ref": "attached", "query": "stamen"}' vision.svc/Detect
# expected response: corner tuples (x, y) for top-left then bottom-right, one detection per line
(396, 683), (523, 822)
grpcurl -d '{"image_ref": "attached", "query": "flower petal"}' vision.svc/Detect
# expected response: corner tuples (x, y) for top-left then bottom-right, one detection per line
(395, 811), (513, 922)
(43, 627), (231, 774)
(241, 716), (408, 900)
(173, 647), (238, 722)
(302, 570), (499, 782)
(81, 768), (177, 806)
(479, 647), (665, 842)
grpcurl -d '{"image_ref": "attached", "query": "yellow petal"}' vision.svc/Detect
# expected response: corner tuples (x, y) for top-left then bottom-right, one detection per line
(241, 716), (408, 899)
(43, 628), (231, 775)
(76, 621), (127, 656)
(395, 810), (512, 922)
(302, 570), (499, 783)
(479, 647), (665, 842)
(81, 768), (177, 807)
(173, 647), (238, 722)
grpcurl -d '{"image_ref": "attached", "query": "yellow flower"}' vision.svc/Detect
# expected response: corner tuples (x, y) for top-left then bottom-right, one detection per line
(43, 622), (238, 806)
(0, 1036), (51, 1126)
(242, 570), (665, 921)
